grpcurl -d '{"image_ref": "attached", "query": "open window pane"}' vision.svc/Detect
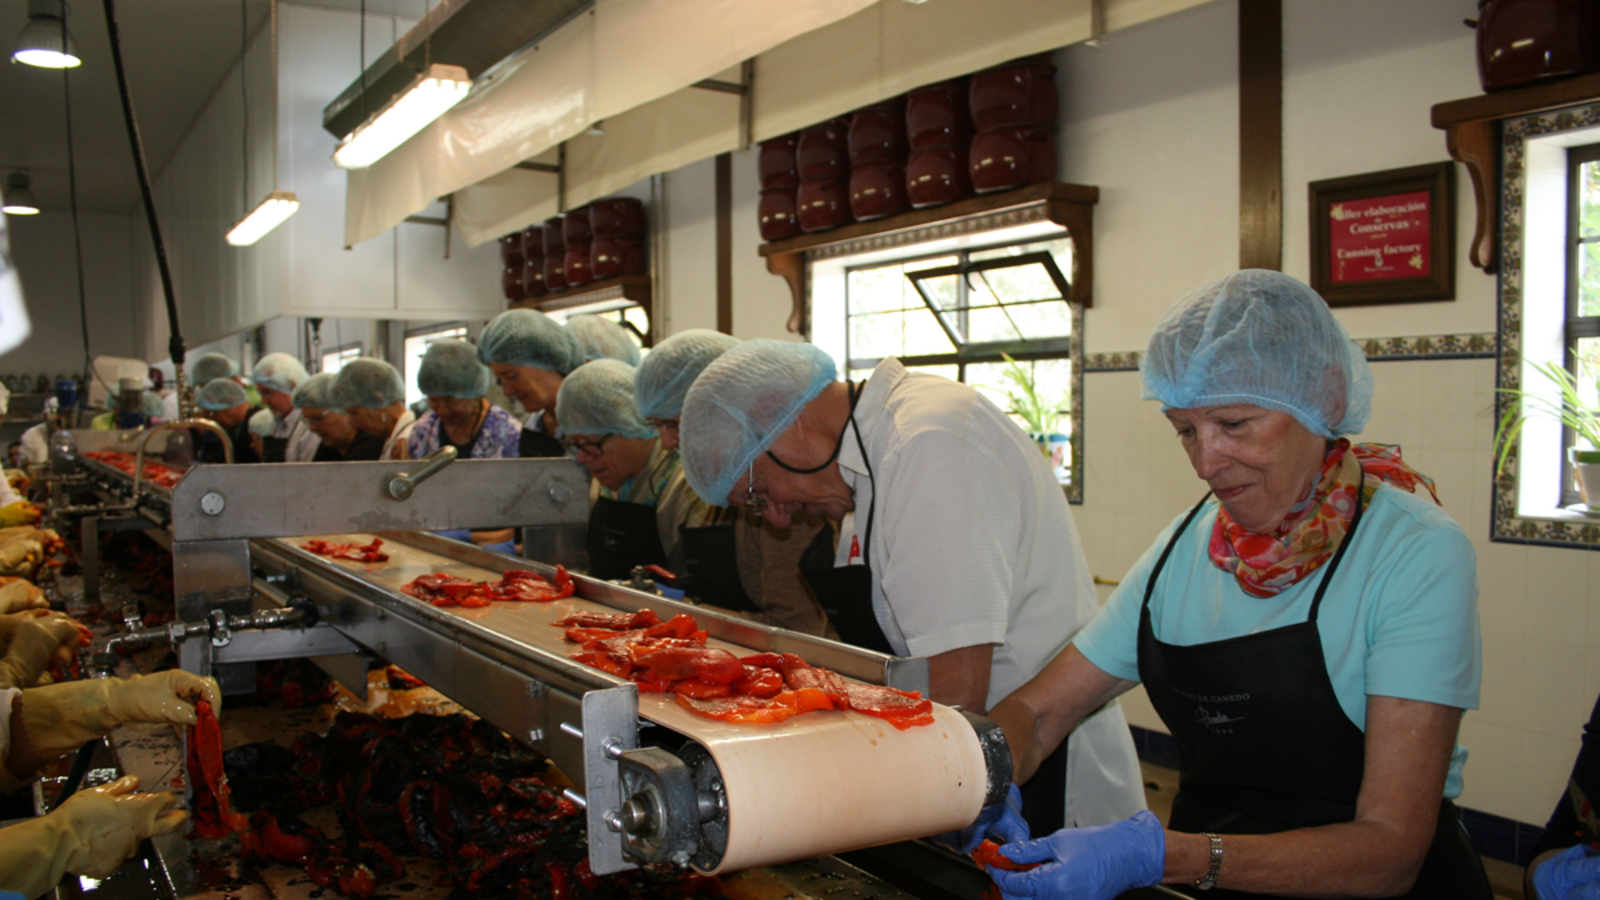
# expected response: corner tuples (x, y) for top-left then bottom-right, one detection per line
(905, 250), (1071, 354)
(912, 271), (963, 311)
(1581, 241), (1600, 317)
(1005, 300), (1074, 339)
(975, 261), (1060, 304)
(967, 306), (1024, 343)
(1581, 159), (1600, 239)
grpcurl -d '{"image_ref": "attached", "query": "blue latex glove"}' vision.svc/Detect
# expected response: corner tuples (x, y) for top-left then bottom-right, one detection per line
(989, 810), (1165, 900)
(432, 529), (473, 543)
(483, 540), (519, 556)
(1535, 845), (1600, 900)
(936, 783), (1030, 854)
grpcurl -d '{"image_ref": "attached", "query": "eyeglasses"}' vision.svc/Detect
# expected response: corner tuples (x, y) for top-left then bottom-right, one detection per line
(647, 417), (679, 432)
(562, 433), (614, 458)
(743, 462), (767, 515)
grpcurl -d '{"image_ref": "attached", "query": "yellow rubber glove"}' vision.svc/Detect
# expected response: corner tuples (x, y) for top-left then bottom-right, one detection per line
(0, 615), (83, 690)
(0, 774), (185, 898)
(0, 502), (40, 529)
(0, 609), (61, 653)
(16, 672), (222, 763)
(0, 579), (48, 614)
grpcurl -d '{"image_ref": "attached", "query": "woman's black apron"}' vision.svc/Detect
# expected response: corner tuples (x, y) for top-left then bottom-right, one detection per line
(521, 428), (564, 458)
(586, 496), (668, 580)
(677, 516), (760, 613)
(1137, 483), (1490, 900)
(794, 389), (1069, 836)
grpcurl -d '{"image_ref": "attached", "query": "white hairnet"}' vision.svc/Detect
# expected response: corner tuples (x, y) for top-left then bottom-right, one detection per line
(1140, 269), (1372, 438)
(566, 315), (642, 366)
(418, 339), (491, 399)
(291, 372), (342, 412)
(330, 358), (405, 410)
(251, 353), (309, 394)
(247, 408), (276, 437)
(197, 378), (248, 411)
(479, 309), (586, 374)
(680, 340), (838, 506)
(634, 329), (740, 420)
(555, 359), (657, 440)
(191, 352), (239, 384)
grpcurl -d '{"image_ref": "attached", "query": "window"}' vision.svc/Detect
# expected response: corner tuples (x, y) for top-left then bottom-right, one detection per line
(321, 344), (361, 376)
(403, 324), (469, 408)
(814, 232), (1082, 491)
(1561, 142), (1600, 506)
(541, 303), (649, 356)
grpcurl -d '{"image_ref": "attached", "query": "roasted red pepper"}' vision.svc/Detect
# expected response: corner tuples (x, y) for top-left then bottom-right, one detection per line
(186, 699), (248, 839)
(302, 538), (389, 563)
(635, 646), (745, 685)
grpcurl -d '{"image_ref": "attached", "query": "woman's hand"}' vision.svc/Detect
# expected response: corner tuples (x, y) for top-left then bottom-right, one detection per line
(989, 811), (1165, 899)
(1532, 845), (1600, 899)
(0, 774), (185, 897)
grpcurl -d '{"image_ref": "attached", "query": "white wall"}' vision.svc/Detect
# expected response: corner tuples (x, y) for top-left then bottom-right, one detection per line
(1, 212), (138, 376)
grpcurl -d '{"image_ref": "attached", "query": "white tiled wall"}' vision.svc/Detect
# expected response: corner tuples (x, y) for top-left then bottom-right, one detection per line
(1074, 358), (1593, 826)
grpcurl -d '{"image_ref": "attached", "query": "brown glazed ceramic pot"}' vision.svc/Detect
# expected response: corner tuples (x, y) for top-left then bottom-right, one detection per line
(970, 127), (1058, 193)
(758, 188), (802, 241)
(797, 177), (852, 233)
(796, 120), (850, 180)
(502, 266), (525, 301)
(907, 79), (972, 150)
(589, 198), (646, 237)
(1476, 0), (1600, 90)
(848, 99), (908, 164)
(520, 225), (543, 263)
(906, 143), (974, 207)
(543, 253), (567, 293)
(850, 161), (909, 220)
(562, 206), (592, 245)
(522, 257), (546, 298)
(590, 237), (646, 279)
(542, 216), (566, 255)
(563, 244), (592, 287)
(969, 60), (1058, 131)
(499, 234), (524, 268)
(758, 135), (801, 190)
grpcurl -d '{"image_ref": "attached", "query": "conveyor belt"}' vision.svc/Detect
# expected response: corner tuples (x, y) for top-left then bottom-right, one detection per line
(266, 534), (991, 875)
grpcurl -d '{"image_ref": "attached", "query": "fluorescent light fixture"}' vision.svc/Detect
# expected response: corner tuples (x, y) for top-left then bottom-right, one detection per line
(13, 0), (81, 68)
(333, 64), (471, 169)
(2, 173), (40, 215)
(226, 191), (299, 245)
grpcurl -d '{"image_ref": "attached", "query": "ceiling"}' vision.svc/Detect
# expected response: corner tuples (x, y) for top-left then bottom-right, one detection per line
(0, 0), (425, 215)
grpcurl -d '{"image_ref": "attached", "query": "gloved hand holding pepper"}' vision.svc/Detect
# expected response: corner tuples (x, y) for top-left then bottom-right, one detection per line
(0, 774), (185, 898)
(0, 579), (47, 615)
(0, 502), (39, 529)
(988, 810), (1165, 900)
(936, 782), (1031, 854)
(0, 614), (84, 690)
(0, 608), (57, 650)
(1533, 845), (1600, 900)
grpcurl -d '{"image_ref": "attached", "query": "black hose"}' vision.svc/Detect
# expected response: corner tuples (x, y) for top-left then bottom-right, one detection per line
(100, 0), (186, 369)
(51, 739), (102, 808)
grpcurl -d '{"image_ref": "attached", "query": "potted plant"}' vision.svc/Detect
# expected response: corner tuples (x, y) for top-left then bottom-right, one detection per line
(1493, 358), (1600, 505)
(999, 353), (1071, 475)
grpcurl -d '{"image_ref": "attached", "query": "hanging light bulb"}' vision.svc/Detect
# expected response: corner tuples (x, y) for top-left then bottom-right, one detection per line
(333, 64), (472, 169)
(12, 0), (82, 69)
(2, 173), (41, 216)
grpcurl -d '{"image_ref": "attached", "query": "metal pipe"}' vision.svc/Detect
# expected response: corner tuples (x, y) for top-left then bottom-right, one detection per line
(133, 419), (230, 500)
(385, 445), (458, 500)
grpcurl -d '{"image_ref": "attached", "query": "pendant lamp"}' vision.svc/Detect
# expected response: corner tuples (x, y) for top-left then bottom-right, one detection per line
(13, 0), (81, 69)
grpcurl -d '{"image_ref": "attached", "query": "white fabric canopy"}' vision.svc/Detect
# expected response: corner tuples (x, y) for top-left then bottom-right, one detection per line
(352, 0), (1217, 248)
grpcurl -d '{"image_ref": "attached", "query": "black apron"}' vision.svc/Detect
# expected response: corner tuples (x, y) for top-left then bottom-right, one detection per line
(1137, 485), (1491, 900)
(521, 426), (564, 458)
(438, 414), (479, 458)
(587, 496), (668, 581)
(260, 436), (288, 463)
(794, 388), (1069, 836)
(678, 521), (760, 613)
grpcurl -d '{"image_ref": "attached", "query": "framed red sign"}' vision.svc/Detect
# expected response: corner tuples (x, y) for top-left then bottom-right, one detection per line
(1308, 162), (1455, 306)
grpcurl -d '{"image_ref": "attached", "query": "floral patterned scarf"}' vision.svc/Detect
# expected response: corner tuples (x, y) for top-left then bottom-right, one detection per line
(1208, 440), (1440, 598)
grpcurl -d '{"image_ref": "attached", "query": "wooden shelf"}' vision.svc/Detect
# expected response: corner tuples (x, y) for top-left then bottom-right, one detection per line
(1431, 73), (1600, 275)
(759, 182), (1098, 334)
(511, 274), (651, 312)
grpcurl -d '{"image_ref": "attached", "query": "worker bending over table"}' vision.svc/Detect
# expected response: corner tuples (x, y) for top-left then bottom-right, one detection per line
(679, 339), (1144, 835)
(195, 379), (262, 464)
(479, 309), (588, 459)
(249, 353), (317, 462)
(292, 373), (381, 461)
(557, 359), (713, 581)
(635, 329), (833, 636)
(979, 271), (1489, 900)
(330, 359), (416, 461)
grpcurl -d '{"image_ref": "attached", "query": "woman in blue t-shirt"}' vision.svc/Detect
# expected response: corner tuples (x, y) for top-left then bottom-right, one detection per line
(972, 271), (1490, 900)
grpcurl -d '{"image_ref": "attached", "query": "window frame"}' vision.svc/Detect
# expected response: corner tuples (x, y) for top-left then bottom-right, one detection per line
(1560, 142), (1600, 507)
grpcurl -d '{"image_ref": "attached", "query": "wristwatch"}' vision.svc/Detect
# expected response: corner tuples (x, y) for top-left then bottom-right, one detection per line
(1195, 833), (1223, 891)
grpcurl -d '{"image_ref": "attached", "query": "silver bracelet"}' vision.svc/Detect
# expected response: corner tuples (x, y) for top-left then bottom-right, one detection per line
(1195, 832), (1223, 891)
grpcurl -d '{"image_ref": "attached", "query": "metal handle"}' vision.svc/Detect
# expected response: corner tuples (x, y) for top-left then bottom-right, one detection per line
(385, 446), (458, 500)
(134, 419), (228, 499)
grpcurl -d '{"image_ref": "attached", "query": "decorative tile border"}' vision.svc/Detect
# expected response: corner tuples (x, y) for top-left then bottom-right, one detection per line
(1083, 333), (1497, 373)
(1491, 100), (1600, 549)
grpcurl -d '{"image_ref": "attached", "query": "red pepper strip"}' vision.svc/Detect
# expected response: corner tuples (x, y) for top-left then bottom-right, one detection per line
(571, 650), (632, 679)
(634, 646), (745, 684)
(643, 613), (698, 640)
(739, 652), (785, 669)
(972, 839), (1039, 873)
(554, 608), (661, 630)
(671, 678), (732, 699)
(186, 699), (248, 839)
(732, 666), (784, 698)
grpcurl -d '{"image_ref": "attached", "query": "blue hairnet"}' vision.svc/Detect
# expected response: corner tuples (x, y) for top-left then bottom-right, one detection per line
(555, 360), (658, 440)
(330, 358), (405, 410)
(191, 352), (239, 384)
(197, 378), (248, 411)
(634, 329), (740, 420)
(679, 340), (837, 506)
(291, 372), (343, 412)
(1140, 269), (1372, 438)
(479, 309), (586, 374)
(566, 315), (642, 366)
(248, 408), (276, 437)
(251, 353), (309, 394)
(418, 339), (491, 399)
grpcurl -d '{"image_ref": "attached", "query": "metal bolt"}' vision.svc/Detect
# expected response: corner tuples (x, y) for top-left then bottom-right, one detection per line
(562, 788), (587, 809)
(549, 482), (571, 504)
(198, 491), (226, 516)
(604, 809), (624, 832)
(602, 738), (626, 759)
(559, 721), (584, 739)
